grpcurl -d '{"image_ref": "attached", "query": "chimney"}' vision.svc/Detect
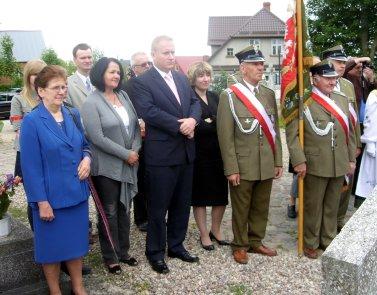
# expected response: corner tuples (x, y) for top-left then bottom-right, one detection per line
(263, 2), (271, 11)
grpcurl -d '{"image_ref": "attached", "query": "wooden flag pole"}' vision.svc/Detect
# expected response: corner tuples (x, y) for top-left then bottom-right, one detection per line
(296, 0), (305, 257)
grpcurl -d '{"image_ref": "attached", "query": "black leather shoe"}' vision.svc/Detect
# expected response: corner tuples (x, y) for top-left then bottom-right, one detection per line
(120, 257), (138, 266)
(200, 239), (215, 251)
(82, 264), (92, 276)
(107, 264), (122, 275)
(209, 231), (230, 246)
(287, 205), (297, 219)
(168, 250), (199, 263)
(149, 259), (169, 274)
(61, 262), (91, 276)
(137, 222), (148, 232)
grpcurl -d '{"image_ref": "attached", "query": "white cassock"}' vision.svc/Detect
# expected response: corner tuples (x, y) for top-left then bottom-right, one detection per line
(356, 90), (377, 198)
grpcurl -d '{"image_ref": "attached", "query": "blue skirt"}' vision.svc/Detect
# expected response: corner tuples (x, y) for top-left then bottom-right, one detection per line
(32, 200), (89, 264)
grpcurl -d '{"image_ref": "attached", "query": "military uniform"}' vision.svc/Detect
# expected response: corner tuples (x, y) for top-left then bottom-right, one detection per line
(217, 77), (282, 250)
(322, 45), (361, 229)
(337, 77), (361, 229)
(286, 61), (356, 250)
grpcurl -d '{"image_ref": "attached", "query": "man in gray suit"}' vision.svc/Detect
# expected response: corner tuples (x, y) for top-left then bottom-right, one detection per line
(64, 43), (94, 276)
(67, 43), (93, 109)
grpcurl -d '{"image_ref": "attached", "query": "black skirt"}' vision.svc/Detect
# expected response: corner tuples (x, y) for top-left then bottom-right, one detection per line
(192, 160), (228, 207)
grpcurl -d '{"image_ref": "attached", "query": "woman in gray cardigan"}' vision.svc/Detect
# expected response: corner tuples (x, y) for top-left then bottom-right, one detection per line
(81, 57), (141, 274)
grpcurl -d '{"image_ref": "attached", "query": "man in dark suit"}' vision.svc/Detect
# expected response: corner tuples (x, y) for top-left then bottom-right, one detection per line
(132, 35), (201, 274)
(122, 52), (151, 232)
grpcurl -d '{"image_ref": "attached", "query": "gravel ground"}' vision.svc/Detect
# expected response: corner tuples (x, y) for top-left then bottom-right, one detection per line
(1, 120), (355, 294)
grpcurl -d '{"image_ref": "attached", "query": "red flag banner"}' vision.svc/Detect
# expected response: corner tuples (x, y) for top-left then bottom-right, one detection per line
(280, 0), (313, 124)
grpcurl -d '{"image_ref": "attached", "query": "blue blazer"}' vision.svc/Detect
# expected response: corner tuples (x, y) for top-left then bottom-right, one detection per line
(20, 103), (90, 209)
(132, 67), (201, 166)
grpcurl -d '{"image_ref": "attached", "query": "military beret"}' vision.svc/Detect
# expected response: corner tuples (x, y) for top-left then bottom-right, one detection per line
(321, 45), (347, 62)
(310, 60), (339, 77)
(235, 45), (265, 64)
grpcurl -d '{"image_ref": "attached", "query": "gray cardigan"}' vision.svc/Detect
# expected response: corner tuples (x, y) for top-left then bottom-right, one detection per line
(81, 89), (141, 185)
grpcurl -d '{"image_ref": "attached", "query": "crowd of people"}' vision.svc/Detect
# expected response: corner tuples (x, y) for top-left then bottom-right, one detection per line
(8, 35), (376, 294)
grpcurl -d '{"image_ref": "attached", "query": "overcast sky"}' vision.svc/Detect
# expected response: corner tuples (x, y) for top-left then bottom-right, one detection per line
(0, 0), (292, 61)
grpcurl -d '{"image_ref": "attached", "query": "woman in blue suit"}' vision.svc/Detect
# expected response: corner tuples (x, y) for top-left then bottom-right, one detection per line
(20, 65), (91, 295)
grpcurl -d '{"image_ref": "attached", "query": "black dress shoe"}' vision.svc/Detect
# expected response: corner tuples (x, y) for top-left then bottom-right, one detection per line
(120, 257), (138, 266)
(149, 259), (169, 274)
(137, 221), (148, 232)
(168, 250), (199, 263)
(81, 264), (92, 276)
(200, 239), (215, 251)
(61, 262), (91, 276)
(209, 231), (230, 246)
(107, 264), (122, 275)
(287, 204), (297, 219)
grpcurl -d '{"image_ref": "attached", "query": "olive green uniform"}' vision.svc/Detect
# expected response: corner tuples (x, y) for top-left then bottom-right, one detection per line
(286, 90), (356, 249)
(337, 77), (361, 229)
(217, 79), (282, 250)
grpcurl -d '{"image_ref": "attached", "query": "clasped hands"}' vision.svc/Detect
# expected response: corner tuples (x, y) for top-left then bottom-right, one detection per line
(178, 118), (196, 139)
(127, 151), (139, 166)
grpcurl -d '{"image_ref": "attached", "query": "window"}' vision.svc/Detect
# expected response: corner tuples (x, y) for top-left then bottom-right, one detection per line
(274, 73), (281, 85)
(249, 39), (261, 50)
(272, 39), (283, 56)
(226, 48), (234, 57)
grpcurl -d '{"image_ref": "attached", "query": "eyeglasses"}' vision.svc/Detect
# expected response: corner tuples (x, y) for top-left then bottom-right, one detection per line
(134, 62), (152, 68)
(46, 85), (68, 92)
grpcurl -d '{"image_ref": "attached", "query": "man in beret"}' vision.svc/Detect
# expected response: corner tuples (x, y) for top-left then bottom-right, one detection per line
(217, 46), (283, 264)
(286, 60), (356, 259)
(322, 45), (361, 231)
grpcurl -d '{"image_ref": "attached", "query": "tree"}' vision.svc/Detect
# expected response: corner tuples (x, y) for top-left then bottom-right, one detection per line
(307, 0), (377, 61)
(92, 48), (104, 64)
(211, 70), (229, 95)
(0, 34), (20, 85)
(64, 60), (76, 76)
(41, 48), (65, 66)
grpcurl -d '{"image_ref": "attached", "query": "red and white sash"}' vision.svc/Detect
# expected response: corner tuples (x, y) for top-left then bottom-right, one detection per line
(311, 88), (349, 142)
(230, 83), (276, 153)
(349, 103), (357, 129)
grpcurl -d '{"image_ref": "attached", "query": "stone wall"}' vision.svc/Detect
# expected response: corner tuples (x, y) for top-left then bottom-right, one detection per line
(322, 188), (377, 294)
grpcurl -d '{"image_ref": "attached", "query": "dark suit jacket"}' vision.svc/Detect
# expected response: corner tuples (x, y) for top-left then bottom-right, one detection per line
(20, 103), (90, 209)
(121, 78), (134, 104)
(132, 67), (201, 166)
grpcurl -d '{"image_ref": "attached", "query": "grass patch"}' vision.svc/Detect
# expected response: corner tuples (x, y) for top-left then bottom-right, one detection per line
(86, 247), (103, 269)
(8, 206), (28, 223)
(278, 117), (286, 129)
(133, 281), (151, 293)
(228, 283), (252, 295)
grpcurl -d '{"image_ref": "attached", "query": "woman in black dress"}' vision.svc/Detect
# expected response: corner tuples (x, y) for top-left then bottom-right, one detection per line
(188, 62), (229, 251)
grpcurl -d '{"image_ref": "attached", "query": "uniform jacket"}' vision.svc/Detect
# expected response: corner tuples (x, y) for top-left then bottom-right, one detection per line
(20, 103), (90, 209)
(217, 79), (283, 181)
(131, 67), (201, 166)
(67, 72), (90, 110)
(286, 90), (356, 178)
(339, 77), (362, 148)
